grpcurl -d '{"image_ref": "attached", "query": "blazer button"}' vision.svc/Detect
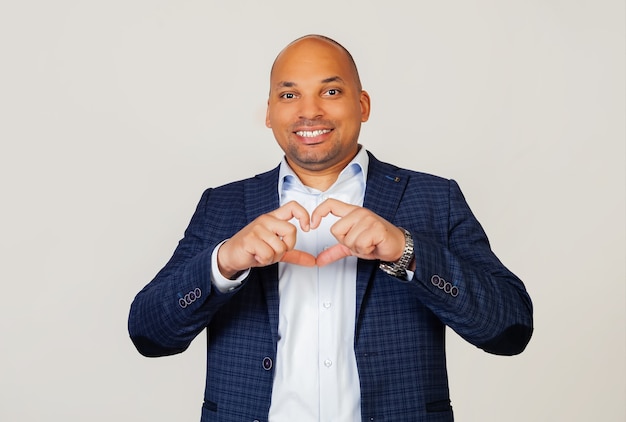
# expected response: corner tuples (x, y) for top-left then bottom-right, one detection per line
(431, 275), (441, 286)
(438, 278), (446, 289)
(262, 357), (273, 371)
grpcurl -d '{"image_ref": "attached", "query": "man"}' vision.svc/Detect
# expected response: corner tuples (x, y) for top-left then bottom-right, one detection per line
(129, 34), (533, 421)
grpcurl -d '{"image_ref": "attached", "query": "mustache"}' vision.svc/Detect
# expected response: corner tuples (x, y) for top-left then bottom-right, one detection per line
(290, 119), (335, 130)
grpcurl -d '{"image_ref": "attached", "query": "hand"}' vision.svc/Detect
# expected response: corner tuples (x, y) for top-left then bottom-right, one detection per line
(311, 198), (406, 267)
(217, 201), (316, 278)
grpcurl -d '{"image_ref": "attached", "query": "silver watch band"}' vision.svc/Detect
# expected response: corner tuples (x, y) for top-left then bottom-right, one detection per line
(379, 228), (414, 278)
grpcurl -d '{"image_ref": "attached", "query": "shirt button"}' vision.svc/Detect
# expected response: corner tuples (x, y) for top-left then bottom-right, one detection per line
(323, 301), (332, 309)
(324, 359), (333, 367)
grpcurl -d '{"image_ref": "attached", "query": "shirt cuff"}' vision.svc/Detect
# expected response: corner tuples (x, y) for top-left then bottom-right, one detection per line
(404, 268), (415, 281)
(211, 240), (250, 293)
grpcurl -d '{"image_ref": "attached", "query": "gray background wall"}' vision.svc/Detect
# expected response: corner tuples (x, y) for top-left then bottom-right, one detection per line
(1, 1), (624, 420)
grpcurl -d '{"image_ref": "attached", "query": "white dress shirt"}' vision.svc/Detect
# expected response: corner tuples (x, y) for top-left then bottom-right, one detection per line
(212, 148), (369, 422)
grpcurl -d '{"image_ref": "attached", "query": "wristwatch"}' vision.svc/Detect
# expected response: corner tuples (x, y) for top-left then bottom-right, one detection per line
(379, 228), (414, 278)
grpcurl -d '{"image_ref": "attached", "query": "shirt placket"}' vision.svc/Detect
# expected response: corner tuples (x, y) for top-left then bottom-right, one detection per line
(316, 193), (340, 420)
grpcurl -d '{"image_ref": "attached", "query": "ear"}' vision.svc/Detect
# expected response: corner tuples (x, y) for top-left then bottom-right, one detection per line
(359, 90), (371, 122)
(265, 100), (272, 128)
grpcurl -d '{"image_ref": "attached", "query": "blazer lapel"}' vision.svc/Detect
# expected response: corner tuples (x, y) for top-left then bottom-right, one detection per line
(244, 166), (281, 220)
(355, 153), (408, 325)
(244, 166), (282, 347)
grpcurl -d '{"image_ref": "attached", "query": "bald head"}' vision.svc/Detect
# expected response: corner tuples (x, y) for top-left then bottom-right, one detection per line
(270, 35), (362, 91)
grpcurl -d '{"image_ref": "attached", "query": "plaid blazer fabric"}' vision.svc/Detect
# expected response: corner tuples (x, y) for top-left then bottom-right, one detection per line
(129, 152), (533, 421)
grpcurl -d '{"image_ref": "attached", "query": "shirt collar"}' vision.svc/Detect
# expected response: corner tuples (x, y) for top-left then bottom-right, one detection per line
(278, 146), (369, 195)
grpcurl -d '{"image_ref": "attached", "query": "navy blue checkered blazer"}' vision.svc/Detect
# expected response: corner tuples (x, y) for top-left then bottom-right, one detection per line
(129, 152), (533, 421)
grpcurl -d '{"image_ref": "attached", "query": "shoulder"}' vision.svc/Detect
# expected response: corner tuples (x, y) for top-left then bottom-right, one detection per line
(194, 165), (280, 220)
(197, 166), (280, 204)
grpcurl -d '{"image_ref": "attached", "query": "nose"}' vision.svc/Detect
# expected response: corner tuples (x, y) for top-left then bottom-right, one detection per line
(298, 95), (324, 120)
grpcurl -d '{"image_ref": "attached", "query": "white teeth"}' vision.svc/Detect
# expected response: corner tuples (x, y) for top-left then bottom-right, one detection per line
(296, 129), (331, 137)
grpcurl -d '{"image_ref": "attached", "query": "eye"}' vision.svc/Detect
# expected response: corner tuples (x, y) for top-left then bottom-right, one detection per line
(325, 88), (340, 96)
(280, 92), (296, 99)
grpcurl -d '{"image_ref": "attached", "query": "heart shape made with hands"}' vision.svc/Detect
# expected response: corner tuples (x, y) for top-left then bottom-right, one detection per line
(277, 200), (352, 267)
(274, 198), (399, 267)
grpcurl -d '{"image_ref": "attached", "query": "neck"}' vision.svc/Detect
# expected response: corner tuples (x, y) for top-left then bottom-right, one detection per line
(293, 168), (341, 191)
(287, 147), (360, 191)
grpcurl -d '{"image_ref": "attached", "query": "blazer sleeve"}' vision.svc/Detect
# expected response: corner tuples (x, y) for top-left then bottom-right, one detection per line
(128, 188), (244, 357)
(408, 179), (533, 356)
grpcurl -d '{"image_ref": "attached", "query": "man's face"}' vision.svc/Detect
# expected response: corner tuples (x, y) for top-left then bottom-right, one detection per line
(266, 38), (370, 177)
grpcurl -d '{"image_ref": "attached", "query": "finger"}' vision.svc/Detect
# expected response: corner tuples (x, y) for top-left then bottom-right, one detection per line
(257, 227), (315, 267)
(280, 249), (317, 266)
(261, 229), (292, 255)
(316, 244), (352, 267)
(333, 215), (380, 254)
(310, 198), (356, 229)
(248, 236), (285, 267)
(255, 214), (298, 250)
(270, 200), (311, 231)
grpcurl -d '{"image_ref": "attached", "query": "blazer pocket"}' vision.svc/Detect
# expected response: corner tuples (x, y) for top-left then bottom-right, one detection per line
(426, 399), (452, 413)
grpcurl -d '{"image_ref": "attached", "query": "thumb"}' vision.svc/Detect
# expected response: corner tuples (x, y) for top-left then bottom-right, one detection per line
(316, 244), (352, 267)
(280, 249), (317, 267)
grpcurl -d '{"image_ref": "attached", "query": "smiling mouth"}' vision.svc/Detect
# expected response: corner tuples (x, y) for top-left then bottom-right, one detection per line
(295, 129), (332, 138)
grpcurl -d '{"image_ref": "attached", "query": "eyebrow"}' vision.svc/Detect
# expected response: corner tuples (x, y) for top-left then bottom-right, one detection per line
(321, 76), (345, 84)
(276, 76), (346, 88)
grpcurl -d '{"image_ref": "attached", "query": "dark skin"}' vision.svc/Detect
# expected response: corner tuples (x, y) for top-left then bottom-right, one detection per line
(217, 36), (408, 279)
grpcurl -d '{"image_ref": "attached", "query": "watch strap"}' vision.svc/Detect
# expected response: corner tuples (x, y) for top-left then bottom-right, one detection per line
(379, 228), (414, 278)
